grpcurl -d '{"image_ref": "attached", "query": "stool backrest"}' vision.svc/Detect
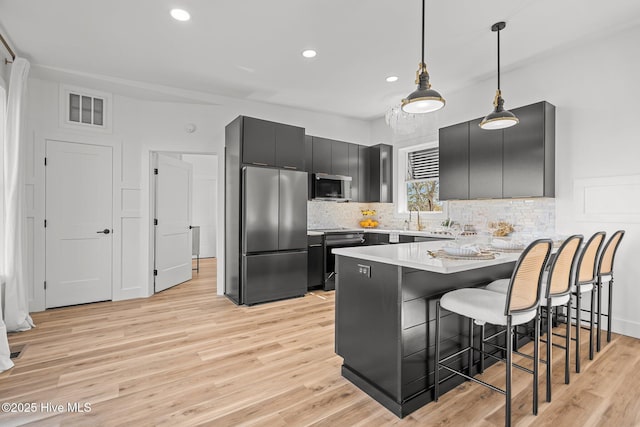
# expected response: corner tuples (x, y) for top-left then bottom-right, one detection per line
(547, 235), (583, 298)
(576, 232), (606, 285)
(598, 230), (625, 276)
(506, 239), (552, 315)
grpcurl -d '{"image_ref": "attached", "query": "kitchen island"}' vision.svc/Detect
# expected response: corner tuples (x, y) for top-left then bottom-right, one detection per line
(333, 241), (520, 417)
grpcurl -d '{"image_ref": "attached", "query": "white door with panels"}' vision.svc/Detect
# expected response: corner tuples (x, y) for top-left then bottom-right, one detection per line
(45, 140), (113, 308)
(154, 154), (193, 292)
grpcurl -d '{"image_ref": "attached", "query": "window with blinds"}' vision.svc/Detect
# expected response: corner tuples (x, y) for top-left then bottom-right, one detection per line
(405, 146), (443, 212)
(407, 147), (439, 181)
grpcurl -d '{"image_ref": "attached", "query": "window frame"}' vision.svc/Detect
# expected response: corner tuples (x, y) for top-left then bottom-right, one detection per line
(397, 141), (447, 218)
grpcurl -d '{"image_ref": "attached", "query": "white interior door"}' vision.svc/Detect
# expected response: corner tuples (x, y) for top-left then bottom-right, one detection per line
(154, 154), (193, 292)
(45, 140), (113, 308)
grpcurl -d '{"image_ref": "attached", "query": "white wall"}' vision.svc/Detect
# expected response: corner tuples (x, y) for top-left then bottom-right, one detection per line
(24, 74), (371, 311)
(372, 24), (640, 338)
(182, 154), (218, 258)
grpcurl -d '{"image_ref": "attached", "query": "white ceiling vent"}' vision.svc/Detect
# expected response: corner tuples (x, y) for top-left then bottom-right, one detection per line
(60, 85), (112, 133)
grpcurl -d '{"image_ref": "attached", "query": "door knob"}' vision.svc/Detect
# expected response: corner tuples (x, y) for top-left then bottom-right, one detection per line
(97, 229), (111, 234)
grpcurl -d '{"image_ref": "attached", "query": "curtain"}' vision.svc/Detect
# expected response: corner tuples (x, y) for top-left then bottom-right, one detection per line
(3, 57), (33, 337)
(0, 77), (13, 372)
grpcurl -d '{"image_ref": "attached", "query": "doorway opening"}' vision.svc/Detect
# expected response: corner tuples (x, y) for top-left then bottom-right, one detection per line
(151, 152), (218, 293)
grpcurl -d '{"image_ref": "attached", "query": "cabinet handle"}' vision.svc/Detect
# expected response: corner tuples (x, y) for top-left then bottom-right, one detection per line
(308, 244), (323, 247)
(251, 162), (268, 166)
(283, 165), (297, 170)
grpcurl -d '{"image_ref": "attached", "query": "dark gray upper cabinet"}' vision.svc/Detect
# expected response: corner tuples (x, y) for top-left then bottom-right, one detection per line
(438, 122), (470, 200)
(312, 137), (332, 174)
(241, 117), (305, 170)
(331, 140), (349, 176)
(275, 123), (305, 170)
(242, 117), (276, 166)
(369, 144), (393, 203)
(358, 146), (370, 202)
(503, 102), (555, 197)
(438, 101), (555, 200)
(348, 143), (360, 201)
(304, 135), (313, 172)
(469, 118), (503, 199)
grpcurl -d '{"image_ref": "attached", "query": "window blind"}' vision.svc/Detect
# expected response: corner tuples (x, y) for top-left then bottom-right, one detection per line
(407, 147), (439, 180)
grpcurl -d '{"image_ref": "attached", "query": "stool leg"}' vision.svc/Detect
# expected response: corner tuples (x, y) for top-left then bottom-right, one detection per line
(434, 301), (442, 402)
(575, 290), (581, 373)
(479, 324), (485, 374)
(533, 311), (540, 415)
(506, 316), (513, 427)
(546, 303), (553, 402)
(468, 318), (474, 376)
(565, 300), (571, 384)
(589, 287), (596, 360)
(607, 278), (613, 343)
(597, 277), (602, 352)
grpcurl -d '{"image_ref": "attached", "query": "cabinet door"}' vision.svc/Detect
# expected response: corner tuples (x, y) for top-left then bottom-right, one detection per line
(438, 122), (469, 200)
(304, 135), (313, 172)
(242, 117), (276, 166)
(503, 102), (550, 197)
(348, 143), (359, 201)
(275, 124), (305, 170)
(307, 244), (324, 288)
(469, 118), (503, 199)
(312, 137), (332, 174)
(331, 140), (349, 176)
(358, 146), (370, 202)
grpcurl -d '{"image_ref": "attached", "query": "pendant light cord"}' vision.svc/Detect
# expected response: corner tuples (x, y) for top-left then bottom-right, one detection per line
(497, 26), (501, 91)
(421, 0), (425, 66)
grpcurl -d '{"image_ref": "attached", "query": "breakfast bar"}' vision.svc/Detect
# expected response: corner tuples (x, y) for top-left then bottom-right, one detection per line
(333, 241), (521, 417)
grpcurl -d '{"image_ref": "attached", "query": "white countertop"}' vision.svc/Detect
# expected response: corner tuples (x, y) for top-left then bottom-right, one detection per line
(332, 240), (520, 274)
(307, 228), (455, 239)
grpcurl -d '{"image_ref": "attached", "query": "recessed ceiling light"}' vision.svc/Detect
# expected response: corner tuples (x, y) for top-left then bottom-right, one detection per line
(170, 8), (191, 21)
(302, 49), (317, 58)
(386, 76), (399, 83)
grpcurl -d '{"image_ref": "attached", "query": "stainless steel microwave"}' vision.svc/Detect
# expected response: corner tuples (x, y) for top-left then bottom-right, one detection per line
(312, 173), (352, 201)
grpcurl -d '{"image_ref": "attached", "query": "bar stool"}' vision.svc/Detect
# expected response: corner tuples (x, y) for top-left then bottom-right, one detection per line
(572, 231), (605, 372)
(434, 239), (552, 427)
(596, 230), (625, 351)
(486, 235), (583, 402)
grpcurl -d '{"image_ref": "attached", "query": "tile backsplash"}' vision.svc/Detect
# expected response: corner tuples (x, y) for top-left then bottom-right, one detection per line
(308, 198), (556, 236)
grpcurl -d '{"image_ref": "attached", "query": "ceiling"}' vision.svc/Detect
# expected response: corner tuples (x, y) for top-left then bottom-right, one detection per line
(1, 0), (640, 120)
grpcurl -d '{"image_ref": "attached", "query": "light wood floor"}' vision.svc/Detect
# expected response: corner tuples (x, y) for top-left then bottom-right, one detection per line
(2, 258), (639, 426)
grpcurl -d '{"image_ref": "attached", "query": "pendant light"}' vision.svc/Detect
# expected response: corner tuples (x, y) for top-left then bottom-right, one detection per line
(480, 21), (518, 130)
(401, 0), (445, 114)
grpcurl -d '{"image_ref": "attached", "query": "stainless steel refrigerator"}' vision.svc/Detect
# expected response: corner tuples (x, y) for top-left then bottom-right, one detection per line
(240, 166), (308, 305)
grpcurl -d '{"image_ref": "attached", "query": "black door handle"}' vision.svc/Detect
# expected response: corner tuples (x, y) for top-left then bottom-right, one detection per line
(97, 229), (111, 234)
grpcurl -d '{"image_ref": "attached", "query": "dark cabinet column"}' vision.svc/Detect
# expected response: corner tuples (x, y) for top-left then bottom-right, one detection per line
(369, 144), (393, 203)
(242, 117), (276, 166)
(469, 118), (503, 199)
(275, 123), (305, 170)
(312, 137), (332, 174)
(348, 143), (359, 201)
(438, 122), (469, 200)
(304, 135), (313, 172)
(503, 102), (555, 197)
(358, 146), (370, 202)
(331, 140), (349, 176)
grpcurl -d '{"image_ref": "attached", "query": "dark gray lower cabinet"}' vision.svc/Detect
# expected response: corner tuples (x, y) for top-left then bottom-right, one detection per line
(335, 256), (516, 417)
(307, 235), (324, 289)
(242, 252), (307, 305)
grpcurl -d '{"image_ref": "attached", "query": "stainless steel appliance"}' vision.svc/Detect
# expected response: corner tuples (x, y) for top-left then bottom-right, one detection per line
(312, 173), (352, 201)
(240, 166), (308, 305)
(324, 231), (365, 290)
